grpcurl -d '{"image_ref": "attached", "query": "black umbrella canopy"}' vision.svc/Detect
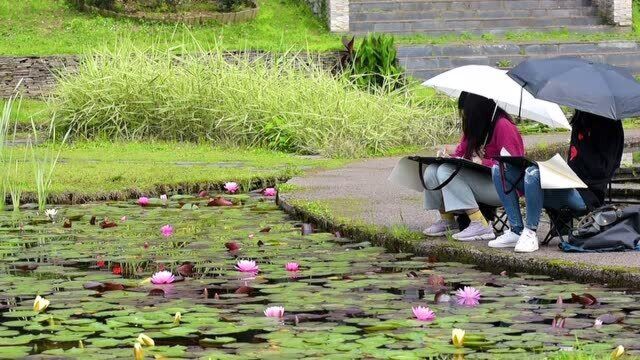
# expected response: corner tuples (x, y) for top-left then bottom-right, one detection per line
(507, 57), (640, 120)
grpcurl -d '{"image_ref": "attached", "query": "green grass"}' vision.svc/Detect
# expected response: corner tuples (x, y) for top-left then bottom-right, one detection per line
(0, 0), (340, 55)
(1, 0), (639, 56)
(0, 98), (48, 125)
(12, 141), (346, 201)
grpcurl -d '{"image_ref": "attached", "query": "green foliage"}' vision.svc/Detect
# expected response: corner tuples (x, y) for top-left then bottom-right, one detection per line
(349, 34), (404, 92)
(66, 0), (117, 10)
(51, 41), (456, 158)
(0, 0), (337, 56)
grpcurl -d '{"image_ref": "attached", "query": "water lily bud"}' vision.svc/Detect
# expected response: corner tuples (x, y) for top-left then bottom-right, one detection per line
(451, 328), (465, 348)
(33, 295), (50, 313)
(136, 333), (155, 347)
(174, 312), (182, 325)
(133, 342), (144, 360)
(611, 345), (624, 359)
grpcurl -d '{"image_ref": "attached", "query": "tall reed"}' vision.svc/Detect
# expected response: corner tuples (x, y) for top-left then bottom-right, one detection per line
(29, 115), (68, 212)
(52, 41), (457, 158)
(0, 93), (66, 212)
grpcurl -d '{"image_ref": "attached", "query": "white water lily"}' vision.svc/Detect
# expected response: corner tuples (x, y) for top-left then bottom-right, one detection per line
(44, 209), (58, 221)
(452, 328), (465, 348)
(33, 295), (50, 313)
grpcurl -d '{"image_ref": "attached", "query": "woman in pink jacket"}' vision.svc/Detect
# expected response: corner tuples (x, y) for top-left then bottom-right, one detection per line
(423, 92), (524, 241)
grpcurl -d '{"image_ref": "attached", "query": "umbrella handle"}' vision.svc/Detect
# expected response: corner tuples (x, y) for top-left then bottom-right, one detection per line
(518, 85), (523, 121)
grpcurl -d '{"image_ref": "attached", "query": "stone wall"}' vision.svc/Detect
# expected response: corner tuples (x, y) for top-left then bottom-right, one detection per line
(304, 0), (348, 32)
(0, 56), (79, 98)
(593, 0), (633, 26)
(0, 52), (341, 98)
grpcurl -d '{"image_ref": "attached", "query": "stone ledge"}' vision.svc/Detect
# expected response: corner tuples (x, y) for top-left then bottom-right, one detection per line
(277, 186), (640, 289)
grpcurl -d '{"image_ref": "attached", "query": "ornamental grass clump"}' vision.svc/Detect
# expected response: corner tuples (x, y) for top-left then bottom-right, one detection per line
(52, 42), (456, 158)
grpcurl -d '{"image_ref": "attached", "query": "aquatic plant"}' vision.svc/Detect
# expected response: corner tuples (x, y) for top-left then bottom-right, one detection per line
(151, 270), (175, 284)
(412, 306), (436, 321)
(137, 197), (150, 207)
(133, 342), (144, 360)
(160, 224), (174, 237)
(136, 333), (155, 346)
(284, 262), (299, 272)
(551, 315), (566, 329)
(452, 328), (465, 348)
(225, 241), (241, 251)
(235, 260), (259, 273)
(33, 295), (50, 313)
(263, 188), (277, 197)
(455, 286), (481, 306)
(224, 182), (239, 194)
(611, 345), (624, 359)
(44, 208), (58, 221)
(264, 306), (285, 318)
(594, 319), (603, 329)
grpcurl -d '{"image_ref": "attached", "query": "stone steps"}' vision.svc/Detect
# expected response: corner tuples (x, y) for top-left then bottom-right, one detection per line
(397, 41), (640, 80)
(350, 16), (604, 34)
(350, 0), (594, 10)
(348, 0), (608, 35)
(350, 8), (598, 22)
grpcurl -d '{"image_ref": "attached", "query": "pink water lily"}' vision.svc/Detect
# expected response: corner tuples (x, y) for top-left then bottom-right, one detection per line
(264, 306), (285, 318)
(235, 260), (259, 273)
(455, 286), (481, 306)
(412, 306), (436, 321)
(137, 197), (150, 207)
(285, 262), (299, 272)
(594, 319), (603, 329)
(161, 225), (174, 237)
(224, 182), (239, 194)
(263, 188), (277, 197)
(151, 270), (175, 284)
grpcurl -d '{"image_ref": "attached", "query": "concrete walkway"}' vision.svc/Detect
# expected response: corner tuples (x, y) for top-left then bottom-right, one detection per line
(284, 130), (640, 270)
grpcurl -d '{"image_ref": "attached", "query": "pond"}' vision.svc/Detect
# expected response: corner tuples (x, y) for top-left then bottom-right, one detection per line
(0, 193), (637, 359)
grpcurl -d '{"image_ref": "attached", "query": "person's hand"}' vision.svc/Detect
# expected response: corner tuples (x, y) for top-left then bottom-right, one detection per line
(472, 156), (483, 164)
(436, 147), (449, 157)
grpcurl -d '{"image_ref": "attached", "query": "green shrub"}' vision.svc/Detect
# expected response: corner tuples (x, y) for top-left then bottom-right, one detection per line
(349, 34), (404, 92)
(51, 43), (456, 158)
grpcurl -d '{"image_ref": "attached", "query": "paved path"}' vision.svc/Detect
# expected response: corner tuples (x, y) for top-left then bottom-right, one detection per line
(286, 130), (640, 269)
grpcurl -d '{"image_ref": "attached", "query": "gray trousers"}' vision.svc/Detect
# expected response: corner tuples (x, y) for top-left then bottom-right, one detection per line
(423, 163), (502, 213)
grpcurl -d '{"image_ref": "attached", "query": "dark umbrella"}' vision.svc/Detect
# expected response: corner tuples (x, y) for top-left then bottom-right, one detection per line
(507, 57), (640, 120)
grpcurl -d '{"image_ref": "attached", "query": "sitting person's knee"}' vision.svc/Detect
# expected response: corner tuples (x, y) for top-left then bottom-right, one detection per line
(524, 166), (540, 184)
(436, 164), (456, 182)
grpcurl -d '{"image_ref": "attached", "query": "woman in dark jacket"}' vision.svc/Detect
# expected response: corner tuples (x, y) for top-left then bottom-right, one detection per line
(490, 110), (624, 252)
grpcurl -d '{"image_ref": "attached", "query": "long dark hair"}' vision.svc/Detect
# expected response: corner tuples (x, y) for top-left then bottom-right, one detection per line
(459, 92), (511, 159)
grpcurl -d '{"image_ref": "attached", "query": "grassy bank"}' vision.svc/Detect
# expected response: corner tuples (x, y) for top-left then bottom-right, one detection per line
(1, 0), (639, 56)
(10, 141), (345, 204)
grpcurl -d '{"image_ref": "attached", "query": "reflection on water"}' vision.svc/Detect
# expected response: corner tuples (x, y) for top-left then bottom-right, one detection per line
(0, 195), (636, 358)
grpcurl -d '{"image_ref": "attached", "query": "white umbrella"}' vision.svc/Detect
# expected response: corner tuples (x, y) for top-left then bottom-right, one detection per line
(422, 65), (571, 130)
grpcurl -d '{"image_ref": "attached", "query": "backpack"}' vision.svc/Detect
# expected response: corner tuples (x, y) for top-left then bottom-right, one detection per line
(561, 205), (640, 252)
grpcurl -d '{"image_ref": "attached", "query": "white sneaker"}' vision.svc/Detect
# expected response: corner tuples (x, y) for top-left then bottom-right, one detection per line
(514, 228), (539, 253)
(488, 230), (520, 248)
